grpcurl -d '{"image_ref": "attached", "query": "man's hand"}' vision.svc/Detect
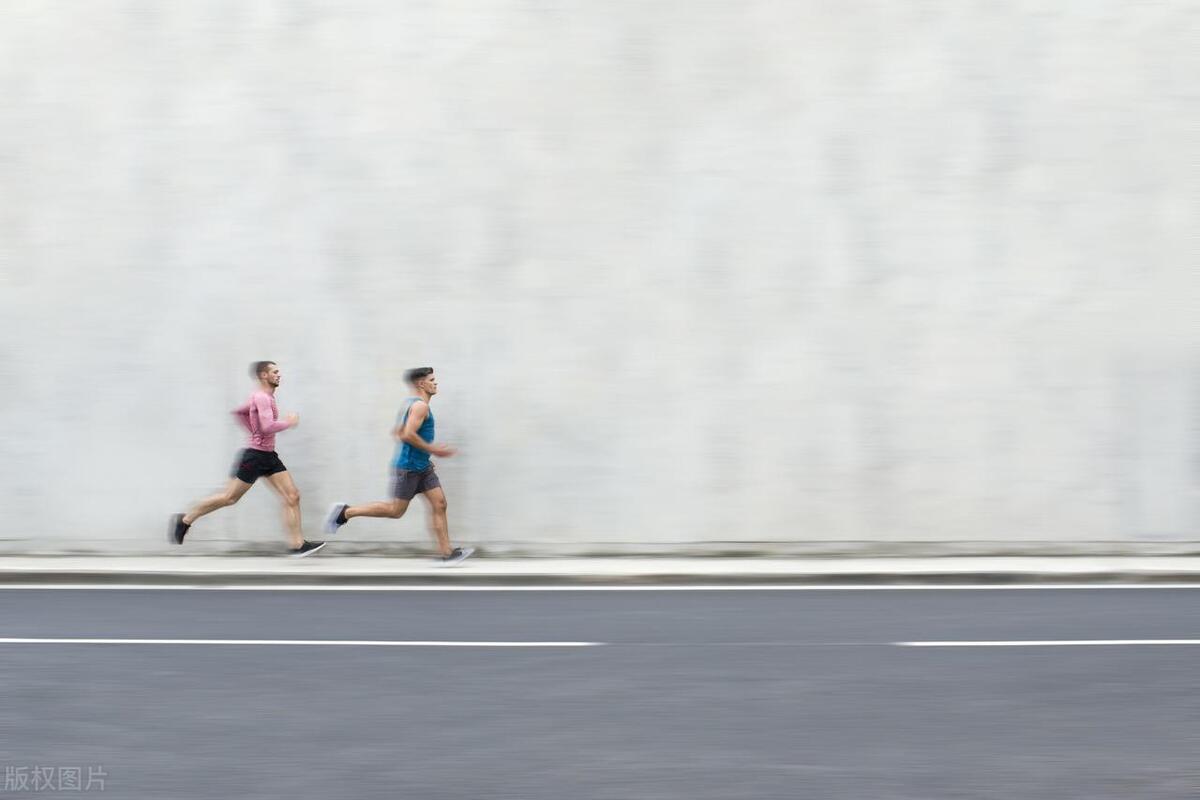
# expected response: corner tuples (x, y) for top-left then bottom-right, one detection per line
(286, 412), (300, 427)
(430, 443), (457, 458)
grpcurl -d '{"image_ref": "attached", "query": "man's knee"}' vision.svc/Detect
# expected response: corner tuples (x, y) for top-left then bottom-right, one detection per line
(387, 501), (407, 519)
(283, 488), (301, 507)
(221, 491), (242, 507)
(430, 496), (448, 514)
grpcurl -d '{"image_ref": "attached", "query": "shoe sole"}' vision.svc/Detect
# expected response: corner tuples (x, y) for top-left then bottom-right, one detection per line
(324, 503), (347, 536)
(291, 542), (328, 558)
(169, 515), (185, 545)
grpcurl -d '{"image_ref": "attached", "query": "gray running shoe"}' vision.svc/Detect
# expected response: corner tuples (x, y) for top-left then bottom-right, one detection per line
(170, 514), (189, 545)
(438, 546), (475, 566)
(325, 503), (348, 536)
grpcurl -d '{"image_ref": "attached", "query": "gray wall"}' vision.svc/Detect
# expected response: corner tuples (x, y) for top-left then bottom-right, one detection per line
(1, 1), (1195, 554)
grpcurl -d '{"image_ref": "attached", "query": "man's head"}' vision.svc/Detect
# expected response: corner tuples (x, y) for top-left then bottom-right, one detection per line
(251, 361), (281, 387)
(406, 367), (437, 396)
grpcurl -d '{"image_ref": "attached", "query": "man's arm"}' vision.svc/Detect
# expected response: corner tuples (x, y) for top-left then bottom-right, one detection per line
(231, 401), (252, 432)
(253, 393), (297, 434)
(396, 401), (456, 458)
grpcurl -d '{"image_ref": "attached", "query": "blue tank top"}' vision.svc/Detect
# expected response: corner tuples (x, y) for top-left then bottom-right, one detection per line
(393, 398), (434, 471)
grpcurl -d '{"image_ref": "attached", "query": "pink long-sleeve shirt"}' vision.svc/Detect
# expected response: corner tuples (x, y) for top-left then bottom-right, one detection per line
(232, 390), (292, 452)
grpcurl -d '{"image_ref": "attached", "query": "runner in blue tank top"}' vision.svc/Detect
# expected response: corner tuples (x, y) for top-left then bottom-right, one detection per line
(324, 367), (474, 564)
(394, 396), (436, 472)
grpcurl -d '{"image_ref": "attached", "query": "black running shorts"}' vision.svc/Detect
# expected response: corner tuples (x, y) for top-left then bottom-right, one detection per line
(232, 449), (287, 484)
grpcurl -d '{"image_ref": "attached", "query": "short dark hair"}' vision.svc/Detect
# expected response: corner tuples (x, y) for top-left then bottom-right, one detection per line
(405, 367), (434, 385)
(251, 361), (276, 379)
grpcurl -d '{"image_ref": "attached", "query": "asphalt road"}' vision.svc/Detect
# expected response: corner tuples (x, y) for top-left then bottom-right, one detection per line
(1, 587), (1197, 799)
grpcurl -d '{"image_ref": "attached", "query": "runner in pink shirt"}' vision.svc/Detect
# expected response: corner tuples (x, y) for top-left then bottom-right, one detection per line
(171, 361), (325, 557)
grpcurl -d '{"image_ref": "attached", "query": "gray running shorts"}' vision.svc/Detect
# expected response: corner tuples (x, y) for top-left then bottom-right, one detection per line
(390, 466), (441, 500)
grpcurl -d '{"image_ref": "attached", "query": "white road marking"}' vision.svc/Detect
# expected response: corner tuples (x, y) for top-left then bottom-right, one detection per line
(0, 637), (601, 648)
(2, 636), (1196, 649)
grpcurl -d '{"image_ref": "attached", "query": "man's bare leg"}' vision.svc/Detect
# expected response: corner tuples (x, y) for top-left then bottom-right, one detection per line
(344, 498), (409, 520)
(421, 487), (452, 557)
(324, 498), (408, 539)
(263, 471), (305, 549)
(183, 479), (253, 525)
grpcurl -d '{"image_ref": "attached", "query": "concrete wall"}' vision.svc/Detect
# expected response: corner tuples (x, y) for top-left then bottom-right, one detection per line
(1, 1), (1195, 554)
